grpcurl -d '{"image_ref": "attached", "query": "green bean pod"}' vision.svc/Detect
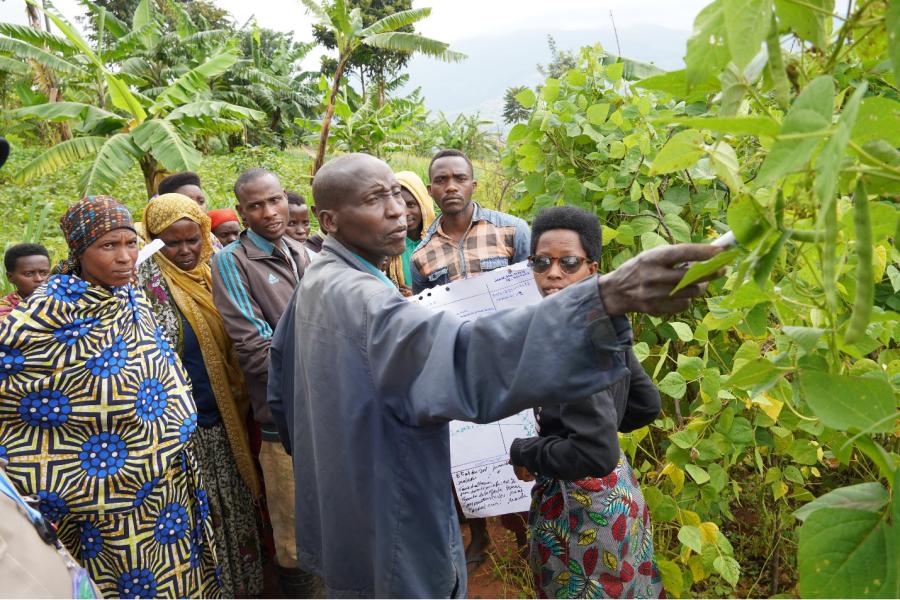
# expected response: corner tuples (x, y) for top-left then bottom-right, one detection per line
(766, 18), (791, 111)
(843, 180), (873, 345)
(821, 195), (838, 313)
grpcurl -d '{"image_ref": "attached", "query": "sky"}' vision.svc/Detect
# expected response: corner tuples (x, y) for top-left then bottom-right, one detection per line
(0, 0), (711, 119)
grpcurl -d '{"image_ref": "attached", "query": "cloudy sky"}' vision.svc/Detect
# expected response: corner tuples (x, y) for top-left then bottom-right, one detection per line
(0, 0), (710, 119)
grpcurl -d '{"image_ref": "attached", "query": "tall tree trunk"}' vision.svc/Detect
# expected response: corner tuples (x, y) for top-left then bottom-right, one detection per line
(312, 55), (349, 176)
(139, 155), (163, 199)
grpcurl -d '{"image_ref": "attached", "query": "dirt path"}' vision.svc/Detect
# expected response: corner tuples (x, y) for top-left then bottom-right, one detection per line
(462, 518), (533, 599)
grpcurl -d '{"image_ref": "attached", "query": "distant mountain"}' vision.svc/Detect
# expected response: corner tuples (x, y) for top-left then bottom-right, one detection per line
(403, 25), (690, 124)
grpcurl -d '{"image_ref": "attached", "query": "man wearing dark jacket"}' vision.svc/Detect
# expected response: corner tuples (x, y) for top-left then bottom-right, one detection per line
(267, 153), (721, 598)
(211, 167), (313, 597)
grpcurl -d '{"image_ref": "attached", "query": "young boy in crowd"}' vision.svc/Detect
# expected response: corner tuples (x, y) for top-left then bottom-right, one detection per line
(285, 192), (311, 245)
(1, 243), (50, 321)
(209, 208), (242, 247)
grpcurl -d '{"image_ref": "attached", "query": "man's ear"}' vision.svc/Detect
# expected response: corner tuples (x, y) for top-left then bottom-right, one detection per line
(310, 205), (319, 218)
(318, 209), (337, 235)
(427, 184), (435, 200)
(235, 203), (244, 221)
(471, 180), (478, 193)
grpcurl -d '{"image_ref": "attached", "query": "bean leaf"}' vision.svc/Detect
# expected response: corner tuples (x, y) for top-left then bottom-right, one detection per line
(671, 247), (741, 294)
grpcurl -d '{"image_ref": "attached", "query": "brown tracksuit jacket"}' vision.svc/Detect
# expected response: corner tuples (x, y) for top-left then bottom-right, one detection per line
(211, 229), (308, 431)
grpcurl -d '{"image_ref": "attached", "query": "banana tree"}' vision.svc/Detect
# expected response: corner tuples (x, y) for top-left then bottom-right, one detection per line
(299, 0), (465, 174)
(4, 0), (263, 196)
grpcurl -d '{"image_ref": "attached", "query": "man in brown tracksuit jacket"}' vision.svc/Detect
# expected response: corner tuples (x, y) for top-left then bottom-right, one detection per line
(211, 168), (314, 596)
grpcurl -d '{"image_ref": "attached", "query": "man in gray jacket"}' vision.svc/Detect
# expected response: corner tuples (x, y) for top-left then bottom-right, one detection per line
(268, 153), (721, 598)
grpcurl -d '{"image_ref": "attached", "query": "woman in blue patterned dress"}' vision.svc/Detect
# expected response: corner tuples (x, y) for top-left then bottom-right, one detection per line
(0, 196), (220, 598)
(509, 206), (664, 599)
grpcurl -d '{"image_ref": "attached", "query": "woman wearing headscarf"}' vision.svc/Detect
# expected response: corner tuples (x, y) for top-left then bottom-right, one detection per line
(0, 196), (220, 598)
(136, 193), (264, 598)
(385, 171), (436, 296)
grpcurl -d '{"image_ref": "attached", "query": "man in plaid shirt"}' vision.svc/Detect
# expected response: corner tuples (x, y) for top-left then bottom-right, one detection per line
(411, 149), (531, 295)
(409, 149), (531, 566)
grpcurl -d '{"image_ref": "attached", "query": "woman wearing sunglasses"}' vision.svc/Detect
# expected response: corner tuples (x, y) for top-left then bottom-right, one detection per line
(510, 206), (664, 599)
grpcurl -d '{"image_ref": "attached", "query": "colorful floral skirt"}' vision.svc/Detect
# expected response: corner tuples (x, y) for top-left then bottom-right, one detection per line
(193, 423), (264, 598)
(56, 448), (221, 599)
(527, 454), (664, 599)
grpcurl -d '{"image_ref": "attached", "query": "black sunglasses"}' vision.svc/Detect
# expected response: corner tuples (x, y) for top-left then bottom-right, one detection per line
(528, 255), (590, 274)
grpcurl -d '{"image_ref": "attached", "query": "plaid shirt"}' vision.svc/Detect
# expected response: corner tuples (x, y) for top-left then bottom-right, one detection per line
(410, 202), (531, 294)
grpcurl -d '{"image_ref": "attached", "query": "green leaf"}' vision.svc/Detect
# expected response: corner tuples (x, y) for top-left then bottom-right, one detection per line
(668, 322), (694, 342)
(11, 102), (126, 132)
(814, 82), (867, 206)
(651, 129), (705, 174)
(723, 0), (772, 68)
(685, 463), (710, 484)
(152, 48), (239, 111)
(671, 429), (699, 449)
(131, 119), (200, 172)
(668, 115), (780, 137)
(542, 78), (560, 102)
(794, 483), (890, 522)
(798, 508), (896, 598)
(775, 0), (832, 48)
(636, 69), (720, 100)
(782, 326), (825, 353)
(888, 0), (900, 87)
(658, 372), (687, 399)
(727, 360), (785, 390)
(799, 371), (896, 433)
(0, 56), (29, 76)
(515, 88), (535, 109)
(686, 0), (729, 90)
(79, 133), (142, 196)
(586, 103), (609, 125)
(707, 140), (743, 193)
(852, 97), (900, 147)
(713, 556), (741, 587)
(673, 247), (740, 293)
(11, 136), (105, 185)
(727, 194), (767, 245)
(106, 74), (147, 122)
(678, 525), (703, 553)
(131, 0), (153, 31)
(362, 32), (465, 62)
(360, 7), (432, 36)
(168, 101), (266, 124)
(641, 231), (668, 250)
(657, 560), (684, 597)
(0, 36), (85, 75)
(0, 22), (76, 54)
(677, 355), (705, 380)
(633, 342), (650, 363)
(754, 75), (834, 188)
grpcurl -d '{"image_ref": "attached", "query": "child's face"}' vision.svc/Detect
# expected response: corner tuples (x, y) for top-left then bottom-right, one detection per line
(8, 254), (51, 298)
(530, 229), (597, 298)
(286, 204), (310, 244)
(213, 221), (241, 246)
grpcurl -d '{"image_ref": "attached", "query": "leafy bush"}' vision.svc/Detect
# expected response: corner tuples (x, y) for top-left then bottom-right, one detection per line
(500, 3), (898, 595)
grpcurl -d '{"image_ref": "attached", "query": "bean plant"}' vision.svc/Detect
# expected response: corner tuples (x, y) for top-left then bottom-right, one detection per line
(501, 1), (898, 596)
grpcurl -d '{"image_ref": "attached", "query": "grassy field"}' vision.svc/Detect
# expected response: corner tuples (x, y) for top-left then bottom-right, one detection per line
(0, 145), (509, 291)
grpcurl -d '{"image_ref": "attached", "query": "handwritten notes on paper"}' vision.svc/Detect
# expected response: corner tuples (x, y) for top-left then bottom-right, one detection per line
(412, 262), (544, 517)
(411, 261), (542, 319)
(449, 412), (538, 518)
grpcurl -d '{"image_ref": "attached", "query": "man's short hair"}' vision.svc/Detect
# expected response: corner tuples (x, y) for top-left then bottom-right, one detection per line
(530, 206), (603, 262)
(286, 191), (306, 207)
(5, 243), (49, 273)
(234, 168), (277, 202)
(428, 149), (474, 179)
(158, 171), (201, 195)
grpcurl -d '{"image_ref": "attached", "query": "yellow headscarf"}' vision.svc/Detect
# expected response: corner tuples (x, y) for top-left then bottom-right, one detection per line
(141, 193), (260, 497)
(388, 171), (436, 288)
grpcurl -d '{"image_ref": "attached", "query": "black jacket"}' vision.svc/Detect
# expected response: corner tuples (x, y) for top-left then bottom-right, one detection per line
(509, 348), (660, 480)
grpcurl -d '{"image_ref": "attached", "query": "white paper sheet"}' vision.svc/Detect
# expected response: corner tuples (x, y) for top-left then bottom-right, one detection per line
(412, 263), (544, 518)
(449, 412), (538, 518)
